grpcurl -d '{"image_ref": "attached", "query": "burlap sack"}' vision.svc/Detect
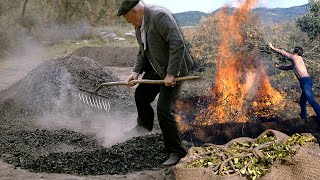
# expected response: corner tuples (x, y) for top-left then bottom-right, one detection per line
(174, 130), (320, 180)
(262, 142), (320, 180)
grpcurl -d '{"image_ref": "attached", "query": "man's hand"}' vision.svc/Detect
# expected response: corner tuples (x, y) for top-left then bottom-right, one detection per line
(274, 63), (280, 68)
(127, 73), (139, 87)
(164, 74), (176, 87)
(269, 42), (275, 50)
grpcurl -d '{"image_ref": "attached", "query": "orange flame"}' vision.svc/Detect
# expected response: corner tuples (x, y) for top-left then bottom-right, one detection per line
(194, 0), (285, 125)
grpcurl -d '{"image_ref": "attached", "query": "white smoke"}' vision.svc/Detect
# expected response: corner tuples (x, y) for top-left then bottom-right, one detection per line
(31, 67), (140, 147)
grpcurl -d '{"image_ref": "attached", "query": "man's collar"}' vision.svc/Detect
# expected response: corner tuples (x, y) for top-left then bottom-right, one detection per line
(144, 6), (149, 25)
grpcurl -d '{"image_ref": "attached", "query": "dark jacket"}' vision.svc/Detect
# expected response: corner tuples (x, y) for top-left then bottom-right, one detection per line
(133, 6), (193, 78)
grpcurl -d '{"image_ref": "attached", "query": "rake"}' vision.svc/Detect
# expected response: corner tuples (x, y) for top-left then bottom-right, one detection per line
(78, 76), (201, 111)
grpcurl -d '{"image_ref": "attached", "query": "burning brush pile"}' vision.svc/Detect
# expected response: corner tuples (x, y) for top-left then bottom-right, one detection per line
(174, 0), (320, 179)
(193, 0), (285, 126)
(174, 0), (296, 146)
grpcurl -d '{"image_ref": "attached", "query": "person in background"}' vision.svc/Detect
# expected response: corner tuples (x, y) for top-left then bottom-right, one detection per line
(117, 0), (193, 166)
(269, 43), (320, 122)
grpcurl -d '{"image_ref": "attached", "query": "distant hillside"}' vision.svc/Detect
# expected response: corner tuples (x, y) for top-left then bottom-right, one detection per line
(174, 4), (309, 27)
(252, 4), (309, 24)
(173, 11), (208, 27)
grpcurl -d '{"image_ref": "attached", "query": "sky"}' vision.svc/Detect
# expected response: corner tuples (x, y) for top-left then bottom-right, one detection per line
(142, 0), (309, 13)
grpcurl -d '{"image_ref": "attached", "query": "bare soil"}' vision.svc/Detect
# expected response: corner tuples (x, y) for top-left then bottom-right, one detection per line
(71, 46), (138, 67)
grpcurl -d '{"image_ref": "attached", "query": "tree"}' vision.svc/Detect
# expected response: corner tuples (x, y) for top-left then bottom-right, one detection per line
(297, 0), (320, 41)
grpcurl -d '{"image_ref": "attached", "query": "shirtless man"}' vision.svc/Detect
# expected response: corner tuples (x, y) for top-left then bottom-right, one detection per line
(269, 43), (320, 122)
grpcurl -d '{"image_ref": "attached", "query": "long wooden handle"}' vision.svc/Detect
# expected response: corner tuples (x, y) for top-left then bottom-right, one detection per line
(94, 75), (201, 92)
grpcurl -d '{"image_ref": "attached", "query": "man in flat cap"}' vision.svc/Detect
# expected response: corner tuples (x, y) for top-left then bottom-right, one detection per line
(117, 0), (193, 166)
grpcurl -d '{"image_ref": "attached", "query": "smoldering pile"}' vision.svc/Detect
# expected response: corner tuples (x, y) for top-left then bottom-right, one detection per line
(0, 55), (167, 175)
(1, 130), (166, 175)
(0, 55), (135, 122)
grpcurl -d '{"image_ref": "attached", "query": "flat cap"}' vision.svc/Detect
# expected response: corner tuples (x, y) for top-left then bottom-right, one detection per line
(117, 0), (140, 16)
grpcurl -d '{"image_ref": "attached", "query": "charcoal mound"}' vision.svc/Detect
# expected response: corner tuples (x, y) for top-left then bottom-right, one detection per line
(0, 55), (135, 125)
(0, 55), (167, 176)
(3, 132), (166, 175)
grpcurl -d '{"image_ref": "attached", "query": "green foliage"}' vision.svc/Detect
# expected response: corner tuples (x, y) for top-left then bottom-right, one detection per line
(297, 0), (320, 41)
(185, 133), (315, 180)
(182, 14), (221, 67)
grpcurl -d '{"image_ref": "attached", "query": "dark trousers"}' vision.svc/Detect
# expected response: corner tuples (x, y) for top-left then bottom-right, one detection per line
(135, 70), (186, 157)
(299, 77), (320, 120)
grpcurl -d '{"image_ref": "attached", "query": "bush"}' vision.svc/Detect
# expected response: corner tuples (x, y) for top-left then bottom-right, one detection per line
(297, 0), (320, 41)
(184, 11), (266, 65)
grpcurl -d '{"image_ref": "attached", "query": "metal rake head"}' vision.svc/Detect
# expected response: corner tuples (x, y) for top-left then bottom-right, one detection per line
(78, 92), (110, 111)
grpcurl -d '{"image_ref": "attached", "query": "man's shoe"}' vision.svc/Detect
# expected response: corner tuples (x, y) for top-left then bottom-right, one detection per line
(162, 153), (183, 166)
